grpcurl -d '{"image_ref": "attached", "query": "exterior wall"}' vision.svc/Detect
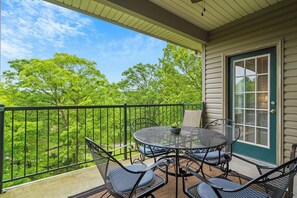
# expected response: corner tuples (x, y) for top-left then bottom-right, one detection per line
(204, 0), (297, 163)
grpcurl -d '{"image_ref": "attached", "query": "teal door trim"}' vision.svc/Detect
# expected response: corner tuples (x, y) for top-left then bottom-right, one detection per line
(228, 47), (276, 164)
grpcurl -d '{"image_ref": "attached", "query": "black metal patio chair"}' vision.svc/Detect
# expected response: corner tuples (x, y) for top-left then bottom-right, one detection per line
(130, 118), (171, 164)
(186, 119), (241, 177)
(85, 137), (169, 198)
(182, 156), (297, 198)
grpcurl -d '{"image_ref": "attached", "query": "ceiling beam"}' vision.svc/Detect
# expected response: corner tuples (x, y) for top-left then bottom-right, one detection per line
(96, 0), (208, 44)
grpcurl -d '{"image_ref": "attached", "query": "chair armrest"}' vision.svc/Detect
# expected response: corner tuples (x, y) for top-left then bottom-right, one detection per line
(137, 159), (170, 173)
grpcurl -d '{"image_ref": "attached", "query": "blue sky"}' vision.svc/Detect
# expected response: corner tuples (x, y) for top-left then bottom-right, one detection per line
(0, 0), (167, 83)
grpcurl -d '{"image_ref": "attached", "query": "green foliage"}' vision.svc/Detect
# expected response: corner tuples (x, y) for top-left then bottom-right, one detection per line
(171, 121), (181, 128)
(118, 63), (161, 104)
(118, 43), (202, 104)
(0, 53), (121, 106)
(157, 43), (202, 104)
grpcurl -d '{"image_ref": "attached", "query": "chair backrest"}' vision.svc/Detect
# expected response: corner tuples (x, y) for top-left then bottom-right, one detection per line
(182, 110), (202, 128)
(204, 119), (240, 153)
(85, 137), (124, 184)
(86, 137), (151, 197)
(240, 157), (297, 198)
(130, 118), (158, 133)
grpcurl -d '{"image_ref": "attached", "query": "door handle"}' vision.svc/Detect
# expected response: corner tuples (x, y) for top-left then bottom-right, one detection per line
(270, 109), (276, 114)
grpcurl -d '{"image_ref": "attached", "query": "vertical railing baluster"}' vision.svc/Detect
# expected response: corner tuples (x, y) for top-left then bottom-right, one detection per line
(84, 109), (87, 162)
(106, 108), (109, 150)
(113, 108), (115, 150)
(67, 109), (69, 165)
(36, 110), (39, 174)
(119, 108), (122, 148)
(182, 103), (185, 121)
(76, 109), (78, 163)
(128, 106), (132, 145)
(123, 104), (127, 160)
(24, 110), (27, 177)
(0, 104), (5, 193)
(100, 108), (102, 145)
(92, 108), (94, 141)
(57, 109), (60, 168)
(11, 111), (14, 181)
(47, 110), (49, 171)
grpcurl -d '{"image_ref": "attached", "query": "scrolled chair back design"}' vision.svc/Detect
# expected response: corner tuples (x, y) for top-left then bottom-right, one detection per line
(204, 119), (240, 153)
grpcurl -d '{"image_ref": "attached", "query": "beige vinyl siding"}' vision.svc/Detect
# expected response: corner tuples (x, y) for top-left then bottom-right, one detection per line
(204, 0), (297, 162)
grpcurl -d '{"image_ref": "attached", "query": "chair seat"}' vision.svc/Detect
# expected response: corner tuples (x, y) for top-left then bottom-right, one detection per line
(197, 178), (271, 198)
(109, 164), (155, 193)
(192, 150), (224, 160)
(190, 151), (230, 165)
(139, 145), (168, 155)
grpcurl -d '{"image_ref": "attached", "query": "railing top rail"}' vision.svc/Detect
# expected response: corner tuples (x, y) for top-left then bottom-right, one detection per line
(2, 103), (203, 111)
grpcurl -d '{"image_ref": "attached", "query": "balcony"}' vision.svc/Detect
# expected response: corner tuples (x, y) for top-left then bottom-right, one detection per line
(0, 103), (296, 197)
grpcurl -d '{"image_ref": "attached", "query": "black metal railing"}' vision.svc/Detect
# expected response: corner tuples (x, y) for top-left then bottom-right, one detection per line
(0, 102), (204, 192)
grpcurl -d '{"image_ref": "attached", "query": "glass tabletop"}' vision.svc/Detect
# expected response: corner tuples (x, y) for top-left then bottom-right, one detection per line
(134, 126), (227, 150)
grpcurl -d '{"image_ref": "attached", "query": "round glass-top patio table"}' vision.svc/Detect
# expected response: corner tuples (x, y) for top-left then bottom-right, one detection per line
(134, 126), (227, 150)
(134, 126), (227, 198)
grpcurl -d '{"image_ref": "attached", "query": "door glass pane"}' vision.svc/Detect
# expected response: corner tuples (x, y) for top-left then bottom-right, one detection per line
(235, 93), (244, 108)
(257, 128), (268, 146)
(235, 77), (244, 92)
(257, 75), (268, 91)
(233, 55), (270, 148)
(246, 59), (255, 75)
(245, 110), (255, 125)
(257, 57), (268, 74)
(235, 61), (244, 76)
(245, 93), (255, 108)
(257, 93), (268, 109)
(245, 126), (255, 143)
(235, 109), (244, 124)
(257, 111), (268, 127)
(245, 76), (255, 91)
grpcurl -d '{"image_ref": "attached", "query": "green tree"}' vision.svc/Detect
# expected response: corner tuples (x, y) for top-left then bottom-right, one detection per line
(1, 53), (124, 187)
(157, 43), (202, 103)
(1, 53), (118, 106)
(118, 63), (160, 104)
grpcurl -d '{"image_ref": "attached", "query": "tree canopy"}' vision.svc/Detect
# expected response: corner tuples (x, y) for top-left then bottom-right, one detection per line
(1, 44), (202, 106)
(1, 53), (122, 106)
(118, 43), (202, 104)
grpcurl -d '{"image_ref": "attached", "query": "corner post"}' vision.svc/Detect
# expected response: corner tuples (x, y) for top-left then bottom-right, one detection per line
(123, 103), (128, 160)
(201, 102), (206, 128)
(0, 104), (5, 193)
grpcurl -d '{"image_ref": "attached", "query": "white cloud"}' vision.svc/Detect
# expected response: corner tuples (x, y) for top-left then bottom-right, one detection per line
(1, 0), (93, 60)
(97, 34), (165, 63)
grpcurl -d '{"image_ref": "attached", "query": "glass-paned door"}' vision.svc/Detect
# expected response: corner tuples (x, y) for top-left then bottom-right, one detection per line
(229, 47), (276, 164)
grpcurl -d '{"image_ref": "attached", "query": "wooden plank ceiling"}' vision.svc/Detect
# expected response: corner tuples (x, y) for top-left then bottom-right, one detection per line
(45, 0), (283, 52)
